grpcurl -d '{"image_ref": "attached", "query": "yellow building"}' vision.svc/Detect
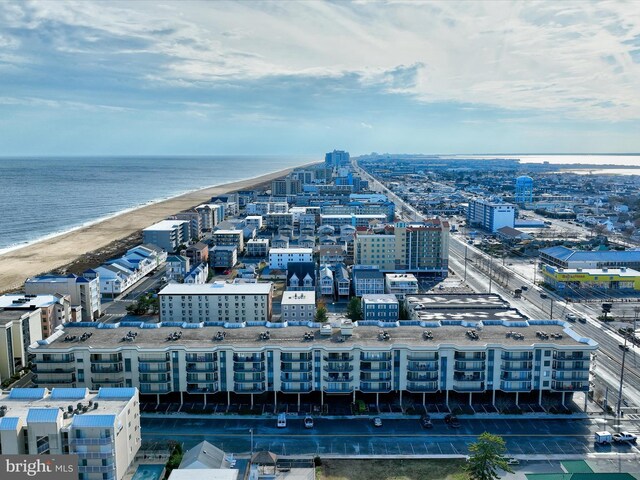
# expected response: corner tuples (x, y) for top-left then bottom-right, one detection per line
(542, 265), (640, 291)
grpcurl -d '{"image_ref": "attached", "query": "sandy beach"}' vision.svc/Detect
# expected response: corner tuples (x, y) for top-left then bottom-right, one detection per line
(0, 163), (311, 293)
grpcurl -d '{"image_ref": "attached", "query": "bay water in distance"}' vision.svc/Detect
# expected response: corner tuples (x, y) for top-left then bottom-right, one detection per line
(0, 155), (312, 253)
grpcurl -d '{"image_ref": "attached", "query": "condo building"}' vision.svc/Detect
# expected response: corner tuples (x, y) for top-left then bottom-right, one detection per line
(30, 316), (596, 407)
(0, 294), (79, 338)
(467, 198), (516, 233)
(142, 220), (191, 253)
(25, 273), (102, 320)
(158, 282), (273, 323)
(0, 309), (42, 381)
(0, 387), (140, 480)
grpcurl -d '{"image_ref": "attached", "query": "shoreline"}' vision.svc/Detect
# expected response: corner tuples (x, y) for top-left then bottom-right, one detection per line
(0, 162), (315, 293)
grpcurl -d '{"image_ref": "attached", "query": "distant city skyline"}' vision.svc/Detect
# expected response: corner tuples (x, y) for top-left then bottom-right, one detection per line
(0, 1), (639, 155)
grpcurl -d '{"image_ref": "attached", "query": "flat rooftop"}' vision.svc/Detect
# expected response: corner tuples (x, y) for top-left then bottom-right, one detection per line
(159, 282), (272, 296)
(547, 267), (640, 277)
(143, 220), (188, 231)
(281, 291), (316, 304)
(35, 321), (592, 350)
(0, 294), (63, 309)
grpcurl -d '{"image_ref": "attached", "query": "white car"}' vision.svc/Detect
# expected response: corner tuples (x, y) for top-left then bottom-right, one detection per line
(613, 432), (637, 443)
(373, 417), (382, 427)
(304, 416), (314, 429)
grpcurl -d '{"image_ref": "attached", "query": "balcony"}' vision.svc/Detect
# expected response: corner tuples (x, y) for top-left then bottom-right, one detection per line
(452, 382), (485, 392)
(323, 364), (353, 372)
(91, 365), (123, 374)
(233, 364), (264, 372)
(139, 385), (171, 394)
(454, 373), (485, 382)
(323, 376), (353, 383)
(323, 355), (353, 362)
(551, 381), (589, 392)
(553, 352), (585, 360)
(138, 364), (169, 373)
(407, 372), (438, 382)
(407, 361), (439, 372)
(187, 383), (219, 393)
(406, 381), (438, 392)
(281, 373), (312, 382)
(91, 377), (125, 385)
(74, 451), (114, 459)
(281, 382), (313, 393)
(323, 385), (353, 393)
(187, 373), (218, 382)
(501, 352), (533, 361)
(502, 362), (533, 372)
(233, 383), (266, 393)
(138, 355), (170, 363)
(360, 353), (391, 361)
(360, 383), (392, 392)
(552, 372), (590, 381)
(32, 366), (76, 374)
(35, 378), (75, 385)
(453, 362), (485, 372)
(233, 354), (265, 363)
(78, 465), (115, 474)
(139, 375), (171, 383)
(552, 361), (589, 371)
(360, 373), (392, 382)
(407, 353), (439, 361)
(39, 356), (74, 363)
(186, 363), (218, 373)
(500, 381), (532, 392)
(360, 362), (391, 372)
(234, 374), (266, 383)
(454, 352), (486, 360)
(281, 362), (312, 373)
(281, 353), (312, 361)
(186, 354), (218, 362)
(90, 356), (122, 364)
(71, 437), (114, 446)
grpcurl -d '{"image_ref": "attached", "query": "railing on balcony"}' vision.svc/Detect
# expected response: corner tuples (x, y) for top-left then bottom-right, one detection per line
(551, 381), (589, 392)
(77, 465), (115, 474)
(323, 376), (353, 383)
(359, 383), (392, 392)
(501, 361), (533, 372)
(407, 353), (439, 361)
(234, 374), (266, 383)
(187, 373), (218, 383)
(71, 437), (114, 446)
(454, 373), (485, 382)
(360, 373), (392, 382)
(281, 353), (312, 361)
(407, 361), (439, 372)
(233, 354), (265, 362)
(91, 365), (123, 373)
(360, 362), (391, 372)
(32, 366), (76, 374)
(501, 352), (533, 361)
(501, 372), (532, 381)
(323, 364), (353, 372)
(74, 451), (114, 459)
(323, 385), (353, 393)
(552, 361), (589, 371)
(90, 355), (122, 364)
(138, 355), (170, 363)
(360, 353), (392, 361)
(233, 364), (264, 372)
(138, 363), (169, 373)
(406, 381), (438, 392)
(323, 355), (354, 362)
(454, 352), (486, 360)
(39, 355), (75, 363)
(453, 362), (486, 372)
(553, 352), (585, 360)
(186, 383), (219, 393)
(186, 354), (218, 362)
(281, 362), (312, 372)
(35, 378), (75, 385)
(281, 373), (313, 382)
(552, 372), (590, 381)
(500, 381), (532, 392)
(233, 383), (266, 393)
(407, 372), (438, 381)
(452, 382), (485, 392)
(186, 363), (218, 373)
(139, 375), (171, 383)
(90, 377), (125, 384)
(139, 385), (171, 394)
(281, 382), (313, 393)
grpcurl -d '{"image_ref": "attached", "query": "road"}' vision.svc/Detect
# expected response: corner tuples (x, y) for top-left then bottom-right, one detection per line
(140, 415), (640, 458)
(354, 158), (640, 413)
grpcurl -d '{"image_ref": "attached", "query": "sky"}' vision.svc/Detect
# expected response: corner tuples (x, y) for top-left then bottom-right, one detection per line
(0, 0), (639, 156)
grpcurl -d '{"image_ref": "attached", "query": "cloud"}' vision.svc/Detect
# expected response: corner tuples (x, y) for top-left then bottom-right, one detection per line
(360, 122), (373, 129)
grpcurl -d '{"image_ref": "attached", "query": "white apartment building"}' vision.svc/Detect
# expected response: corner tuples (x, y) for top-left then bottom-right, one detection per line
(385, 273), (419, 298)
(467, 198), (516, 232)
(0, 294), (78, 338)
(0, 309), (42, 382)
(30, 320), (596, 407)
(142, 220), (191, 253)
(246, 239), (270, 257)
(268, 248), (313, 270)
(195, 204), (223, 231)
(280, 291), (316, 323)
(244, 215), (263, 231)
(158, 282), (273, 323)
(25, 273), (101, 320)
(0, 387), (140, 480)
(246, 202), (289, 215)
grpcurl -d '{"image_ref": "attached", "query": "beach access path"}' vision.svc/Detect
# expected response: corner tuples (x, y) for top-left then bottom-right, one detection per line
(0, 163), (310, 293)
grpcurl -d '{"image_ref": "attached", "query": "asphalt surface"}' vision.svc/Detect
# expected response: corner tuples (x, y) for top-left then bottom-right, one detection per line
(140, 415), (640, 457)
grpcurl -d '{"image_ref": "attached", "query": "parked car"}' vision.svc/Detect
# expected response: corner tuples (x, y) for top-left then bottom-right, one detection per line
(506, 458), (520, 466)
(419, 414), (433, 429)
(578, 316), (587, 323)
(613, 432), (637, 443)
(540, 293), (548, 299)
(304, 416), (314, 429)
(521, 285), (528, 291)
(373, 417), (383, 427)
(277, 413), (287, 428)
(444, 414), (460, 428)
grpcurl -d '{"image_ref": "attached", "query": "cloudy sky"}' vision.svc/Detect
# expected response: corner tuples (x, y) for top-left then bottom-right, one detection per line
(1, 0), (639, 156)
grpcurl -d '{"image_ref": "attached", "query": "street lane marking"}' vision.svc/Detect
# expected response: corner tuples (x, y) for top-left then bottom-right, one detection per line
(144, 431), (595, 438)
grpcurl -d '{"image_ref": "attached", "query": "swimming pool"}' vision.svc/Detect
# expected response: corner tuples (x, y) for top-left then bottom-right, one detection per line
(132, 464), (166, 480)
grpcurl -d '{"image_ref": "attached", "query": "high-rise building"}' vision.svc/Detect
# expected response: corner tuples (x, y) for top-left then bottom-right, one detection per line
(467, 198), (515, 232)
(25, 273), (102, 320)
(271, 177), (302, 195)
(515, 176), (534, 203)
(324, 150), (350, 169)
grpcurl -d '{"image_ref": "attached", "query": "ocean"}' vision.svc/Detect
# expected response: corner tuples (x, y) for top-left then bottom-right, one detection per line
(0, 156), (312, 253)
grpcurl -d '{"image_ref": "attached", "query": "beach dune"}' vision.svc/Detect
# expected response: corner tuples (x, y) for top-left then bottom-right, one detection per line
(0, 164), (308, 293)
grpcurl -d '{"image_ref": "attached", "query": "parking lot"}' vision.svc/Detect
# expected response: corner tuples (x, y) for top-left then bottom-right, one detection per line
(140, 415), (640, 457)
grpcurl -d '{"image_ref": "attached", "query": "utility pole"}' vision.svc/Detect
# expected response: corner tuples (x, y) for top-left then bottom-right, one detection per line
(533, 259), (538, 286)
(464, 245), (468, 282)
(617, 336), (629, 422)
(488, 256), (494, 294)
(249, 428), (254, 456)
(550, 299), (554, 319)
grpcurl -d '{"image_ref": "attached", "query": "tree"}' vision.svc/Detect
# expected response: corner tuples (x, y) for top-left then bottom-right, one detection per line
(346, 297), (362, 320)
(315, 305), (328, 323)
(465, 432), (513, 480)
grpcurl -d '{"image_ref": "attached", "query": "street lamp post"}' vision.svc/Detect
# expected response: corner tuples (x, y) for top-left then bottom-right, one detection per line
(464, 245), (468, 282)
(616, 336), (629, 423)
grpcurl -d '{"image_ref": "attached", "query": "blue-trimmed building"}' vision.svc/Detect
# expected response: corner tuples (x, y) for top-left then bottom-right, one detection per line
(539, 246), (640, 270)
(361, 294), (399, 322)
